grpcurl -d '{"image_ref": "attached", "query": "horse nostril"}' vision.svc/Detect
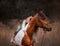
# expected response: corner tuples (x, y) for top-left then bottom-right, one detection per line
(49, 28), (52, 31)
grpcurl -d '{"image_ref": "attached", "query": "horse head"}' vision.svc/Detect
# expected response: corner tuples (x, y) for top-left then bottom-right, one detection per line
(35, 11), (52, 31)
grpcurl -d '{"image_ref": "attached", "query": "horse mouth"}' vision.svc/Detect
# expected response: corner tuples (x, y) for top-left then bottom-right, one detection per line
(43, 27), (52, 31)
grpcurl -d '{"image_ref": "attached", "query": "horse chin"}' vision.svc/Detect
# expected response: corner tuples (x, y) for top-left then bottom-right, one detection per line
(43, 27), (52, 31)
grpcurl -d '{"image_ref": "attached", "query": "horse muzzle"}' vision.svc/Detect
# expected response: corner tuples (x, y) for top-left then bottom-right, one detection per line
(43, 27), (52, 31)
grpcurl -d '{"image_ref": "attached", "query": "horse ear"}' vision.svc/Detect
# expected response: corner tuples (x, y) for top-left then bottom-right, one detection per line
(37, 11), (45, 20)
(34, 13), (39, 16)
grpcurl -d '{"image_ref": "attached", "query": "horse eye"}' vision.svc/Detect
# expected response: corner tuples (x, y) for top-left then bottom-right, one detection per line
(42, 18), (45, 20)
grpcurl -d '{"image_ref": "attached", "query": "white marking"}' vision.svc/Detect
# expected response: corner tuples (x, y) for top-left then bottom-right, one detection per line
(13, 20), (29, 46)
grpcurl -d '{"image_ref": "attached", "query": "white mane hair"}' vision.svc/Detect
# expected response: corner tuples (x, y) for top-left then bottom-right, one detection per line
(12, 20), (29, 46)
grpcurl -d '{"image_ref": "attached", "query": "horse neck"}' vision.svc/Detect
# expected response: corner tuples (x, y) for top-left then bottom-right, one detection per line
(26, 16), (37, 38)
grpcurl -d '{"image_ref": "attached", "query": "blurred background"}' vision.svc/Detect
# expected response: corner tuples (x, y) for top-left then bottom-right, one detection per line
(0, 0), (60, 46)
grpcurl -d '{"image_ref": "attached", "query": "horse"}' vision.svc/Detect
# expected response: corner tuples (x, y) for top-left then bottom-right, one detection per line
(21, 11), (52, 46)
(11, 11), (52, 46)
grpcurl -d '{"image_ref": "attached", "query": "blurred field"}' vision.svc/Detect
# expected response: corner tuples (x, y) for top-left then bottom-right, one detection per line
(0, 19), (60, 46)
